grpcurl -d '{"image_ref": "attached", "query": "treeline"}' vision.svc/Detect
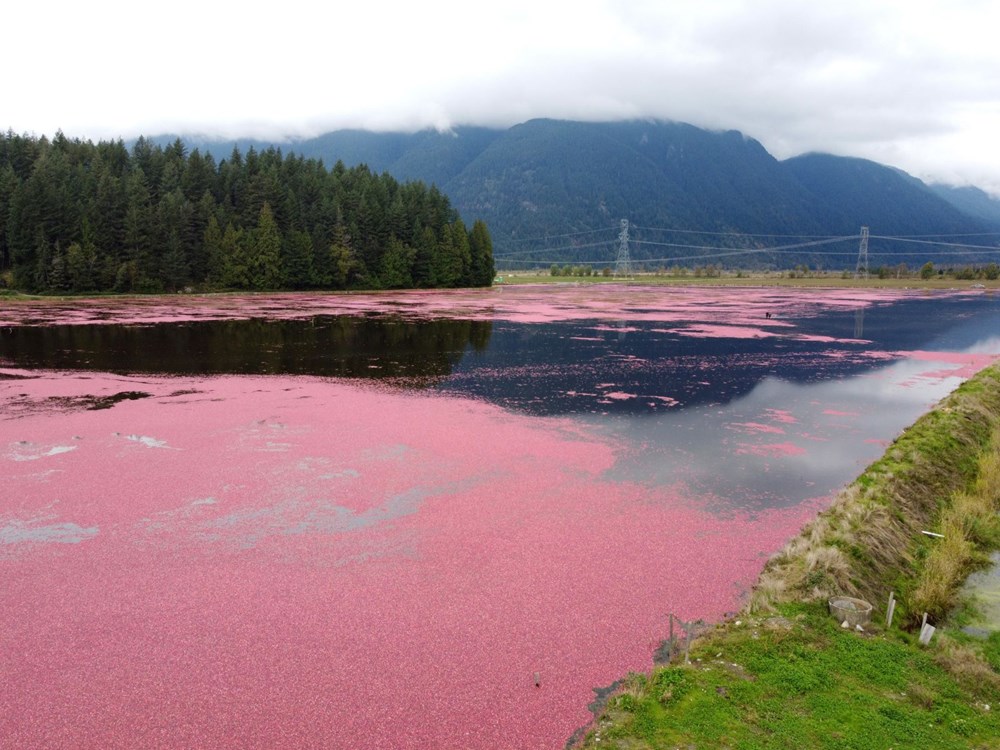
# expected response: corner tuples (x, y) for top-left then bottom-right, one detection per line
(0, 131), (494, 293)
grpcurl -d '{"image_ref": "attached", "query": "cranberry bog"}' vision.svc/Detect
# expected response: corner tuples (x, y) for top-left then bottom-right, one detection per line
(3, 285), (1000, 749)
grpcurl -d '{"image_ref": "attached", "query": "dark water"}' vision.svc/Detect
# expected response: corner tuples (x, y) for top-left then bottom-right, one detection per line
(0, 317), (494, 381)
(3, 293), (999, 416)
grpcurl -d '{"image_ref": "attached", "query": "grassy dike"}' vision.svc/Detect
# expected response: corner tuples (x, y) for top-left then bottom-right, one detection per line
(573, 365), (1000, 749)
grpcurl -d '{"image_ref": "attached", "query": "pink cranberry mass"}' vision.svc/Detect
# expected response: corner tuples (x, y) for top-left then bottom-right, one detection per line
(2, 286), (998, 749)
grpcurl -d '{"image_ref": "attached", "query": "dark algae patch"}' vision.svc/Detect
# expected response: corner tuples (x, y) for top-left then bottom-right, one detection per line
(574, 364), (1000, 749)
(2, 390), (153, 417)
(86, 390), (153, 410)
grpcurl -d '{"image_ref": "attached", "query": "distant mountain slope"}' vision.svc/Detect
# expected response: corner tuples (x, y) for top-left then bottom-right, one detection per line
(385, 127), (502, 187)
(440, 119), (828, 240)
(153, 128), (504, 186)
(154, 119), (999, 267)
(781, 154), (991, 236)
(928, 184), (1000, 227)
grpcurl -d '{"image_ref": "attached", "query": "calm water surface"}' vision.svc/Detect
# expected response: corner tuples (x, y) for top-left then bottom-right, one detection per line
(4, 290), (1000, 513)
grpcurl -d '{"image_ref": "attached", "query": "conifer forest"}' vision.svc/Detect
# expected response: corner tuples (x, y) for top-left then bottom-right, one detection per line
(0, 132), (495, 293)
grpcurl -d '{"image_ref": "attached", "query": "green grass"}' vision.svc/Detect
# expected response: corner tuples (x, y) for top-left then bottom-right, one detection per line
(582, 605), (1000, 749)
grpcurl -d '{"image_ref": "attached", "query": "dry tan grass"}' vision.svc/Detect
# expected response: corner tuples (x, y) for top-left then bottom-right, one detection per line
(909, 532), (976, 621)
(908, 433), (1000, 624)
(934, 637), (1000, 697)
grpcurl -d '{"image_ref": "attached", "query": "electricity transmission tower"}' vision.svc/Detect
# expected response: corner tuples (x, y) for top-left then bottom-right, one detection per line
(613, 219), (633, 279)
(854, 226), (870, 278)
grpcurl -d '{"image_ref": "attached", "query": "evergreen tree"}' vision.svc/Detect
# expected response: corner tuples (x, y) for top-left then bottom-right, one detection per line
(123, 169), (153, 266)
(65, 242), (97, 292)
(432, 224), (461, 288)
(328, 244), (358, 289)
(378, 239), (416, 288)
(0, 164), (19, 272)
(247, 202), (283, 289)
(113, 260), (140, 292)
(468, 219), (495, 285)
(48, 243), (69, 292)
(412, 225), (438, 288)
(202, 214), (225, 285)
(283, 229), (315, 289)
(450, 218), (472, 285)
(219, 223), (248, 288)
(181, 148), (214, 203)
(29, 231), (52, 291)
(91, 170), (126, 266)
(160, 232), (190, 291)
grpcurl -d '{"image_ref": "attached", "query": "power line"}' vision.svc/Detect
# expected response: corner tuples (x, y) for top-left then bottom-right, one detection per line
(630, 235), (856, 253)
(495, 236), (858, 267)
(631, 225), (850, 240)
(497, 247), (1000, 266)
(874, 231), (1000, 239)
(871, 235), (1000, 250)
(493, 220), (1000, 269)
(499, 249), (863, 267)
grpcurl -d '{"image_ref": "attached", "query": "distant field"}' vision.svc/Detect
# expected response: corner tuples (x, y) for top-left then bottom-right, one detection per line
(496, 272), (1000, 290)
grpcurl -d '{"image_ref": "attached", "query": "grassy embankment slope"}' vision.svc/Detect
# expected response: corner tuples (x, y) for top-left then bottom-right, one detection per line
(574, 365), (1000, 749)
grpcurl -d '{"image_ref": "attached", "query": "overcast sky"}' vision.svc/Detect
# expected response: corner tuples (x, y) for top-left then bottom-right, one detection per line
(5, 0), (1000, 194)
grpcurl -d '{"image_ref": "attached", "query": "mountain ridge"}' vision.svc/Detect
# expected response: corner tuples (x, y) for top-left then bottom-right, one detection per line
(149, 119), (1000, 268)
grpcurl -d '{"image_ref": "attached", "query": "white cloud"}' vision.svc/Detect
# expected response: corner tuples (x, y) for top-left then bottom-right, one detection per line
(4, 0), (1000, 193)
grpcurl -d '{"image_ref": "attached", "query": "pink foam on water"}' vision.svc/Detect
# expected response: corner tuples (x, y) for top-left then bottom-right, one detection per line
(0, 285), (953, 334)
(794, 334), (870, 344)
(898, 351), (1000, 380)
(1, 369), (820, 750)
(727, 422), (786, 435)
(650, 395), (679, 406)
(660, 324), (778, 339)
(764, 409), (799, 425)
(3, 285), (992, 748)
(735, 441), (808, 458)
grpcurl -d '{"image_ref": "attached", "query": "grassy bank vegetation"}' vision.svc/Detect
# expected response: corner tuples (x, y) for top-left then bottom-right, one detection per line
(574, 365), (1000, 749)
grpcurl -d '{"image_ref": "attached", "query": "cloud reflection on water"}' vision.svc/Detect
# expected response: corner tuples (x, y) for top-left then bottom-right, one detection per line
(593, 344), (998, 513)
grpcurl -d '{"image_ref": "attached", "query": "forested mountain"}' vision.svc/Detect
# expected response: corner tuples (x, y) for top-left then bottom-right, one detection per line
(0, 132), (494, 293)
(928, 183), (1000, 226)
(781, 154), (987, 236)
(155, 120), (999, 269)
(441, 120), (829, 239)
